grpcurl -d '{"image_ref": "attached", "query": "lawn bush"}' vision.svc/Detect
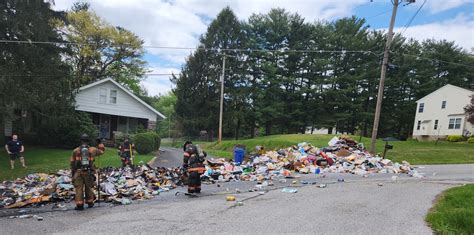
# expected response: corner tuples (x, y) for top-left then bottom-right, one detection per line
(134, 132), (155, 154)
(36, 111), (97, 148)
(447, 135), (463, 142)
(148, 132), (161, 150)
(113, 131), (135, 147)
(467, 137), (474, 143)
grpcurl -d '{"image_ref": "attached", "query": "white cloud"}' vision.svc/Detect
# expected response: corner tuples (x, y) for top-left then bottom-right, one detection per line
(141, 66), (179, 96)
(394, 14), (474, 50)
(52, 0), (367, 95)
(53, 0), (367, 62)
(52, 0), (474, 95)
(425, 0), (471, 14)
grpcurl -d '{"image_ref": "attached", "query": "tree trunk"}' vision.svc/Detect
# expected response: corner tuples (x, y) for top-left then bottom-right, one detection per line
(363, 120), (368, 137)
(250, 115), (255, 139)
(234, 118), (240, 140)
(265, 121), (272, 136)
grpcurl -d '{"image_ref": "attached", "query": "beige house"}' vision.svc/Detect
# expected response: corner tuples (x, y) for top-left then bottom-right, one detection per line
(412, 84), (473, 140)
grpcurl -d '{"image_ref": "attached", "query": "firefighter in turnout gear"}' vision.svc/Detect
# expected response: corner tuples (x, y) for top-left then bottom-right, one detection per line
(70, 134), (105, 210)
(118, 137), (135, 167)
(183, 141), (206, 194)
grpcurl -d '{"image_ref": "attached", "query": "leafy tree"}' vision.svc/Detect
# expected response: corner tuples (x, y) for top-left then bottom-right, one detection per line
(0, 0), (77, 142)
(55, 3), (147, 94)
(153, 92), (177, 138)
(173, 7), (245, 138)
(173, 7), (474, 140)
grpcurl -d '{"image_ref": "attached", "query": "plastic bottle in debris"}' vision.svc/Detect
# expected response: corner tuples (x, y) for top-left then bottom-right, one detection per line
(315, 168), (320, 174)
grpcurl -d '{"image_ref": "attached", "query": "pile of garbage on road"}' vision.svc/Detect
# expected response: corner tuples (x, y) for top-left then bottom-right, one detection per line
(202, 136), (423, 182)
(0, 165), (184, 209)
(1, 136), (423, 209)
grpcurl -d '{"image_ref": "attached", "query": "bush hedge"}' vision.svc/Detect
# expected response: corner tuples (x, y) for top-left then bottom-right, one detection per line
(36, 111), (98, 148)
(150, 132), (161, 150)
(467, 137), (474, 143)
(134, 133), (155, 154)
(113, 132), (135, 148)
(133, 131), (161, 154)
(446, 135), (463, 142)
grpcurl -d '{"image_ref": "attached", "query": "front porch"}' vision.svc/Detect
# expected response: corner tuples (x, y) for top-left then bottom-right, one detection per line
(90, 113), (150, 141)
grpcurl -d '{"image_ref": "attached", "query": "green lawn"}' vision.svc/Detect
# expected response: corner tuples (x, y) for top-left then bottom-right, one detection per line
(168, 134), (474, 165)
(0, 146), (155, 181)
(426, 184), (474, 234)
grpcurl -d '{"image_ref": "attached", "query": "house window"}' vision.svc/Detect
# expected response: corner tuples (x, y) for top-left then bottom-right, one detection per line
(417, 120), (421, 130)
(109, 90), (117, 104)
(441, 101), (446, 109)
(418, 103), (424, 113)
(434, 120), (438, 130)
(99, 88), (107, 103)
(117, 117), (128, 132)
(448, 118), (462, 129)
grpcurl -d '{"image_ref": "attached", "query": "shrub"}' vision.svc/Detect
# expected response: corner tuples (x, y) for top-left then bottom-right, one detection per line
(37, 111), (97, 148)
(148, 131), (161, 150)
(134, 132), (155, 154)
(113, 131), (135, 147)
(467, 137), (474, 143)
(447, 135), (463, 142)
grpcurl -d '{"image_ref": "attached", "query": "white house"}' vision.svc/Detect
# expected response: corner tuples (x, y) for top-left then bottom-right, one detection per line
(75, 78), (166, 140)
(305, 126), (342, 135)
(412, 84), (473, 140)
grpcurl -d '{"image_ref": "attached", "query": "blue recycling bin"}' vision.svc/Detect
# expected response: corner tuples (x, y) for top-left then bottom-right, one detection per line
(233, 146), (245, 164)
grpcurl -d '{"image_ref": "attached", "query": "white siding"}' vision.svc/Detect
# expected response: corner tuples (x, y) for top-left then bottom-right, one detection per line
(75, 81), (158, 121)
(413, 85), (474, 139)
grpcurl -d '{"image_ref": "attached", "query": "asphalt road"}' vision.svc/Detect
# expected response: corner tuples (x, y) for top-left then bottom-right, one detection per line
(1, 147), (472, 234)
(152, 147), (185, 168)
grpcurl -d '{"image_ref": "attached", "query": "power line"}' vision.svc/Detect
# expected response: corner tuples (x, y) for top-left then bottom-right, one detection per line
(2, 52), (473, 78)
(396, 52), (474, 68)
(365, 0), (407, 20)
(0, 39), (381, 55)
(365, 9), (393, 20)
(400, 0), (427, 35)
(0, 73), (176, 77)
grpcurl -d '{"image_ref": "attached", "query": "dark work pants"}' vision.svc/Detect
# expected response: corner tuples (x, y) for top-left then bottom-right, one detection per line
(188, 171), (201, 193)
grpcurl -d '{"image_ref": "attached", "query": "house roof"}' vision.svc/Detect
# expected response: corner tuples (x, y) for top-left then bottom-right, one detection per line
(79, 78), (166, 119)
(416, 84), (473, 102)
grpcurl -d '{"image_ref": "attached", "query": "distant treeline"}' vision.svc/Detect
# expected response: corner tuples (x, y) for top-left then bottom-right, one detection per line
(172, 7), (473, 139)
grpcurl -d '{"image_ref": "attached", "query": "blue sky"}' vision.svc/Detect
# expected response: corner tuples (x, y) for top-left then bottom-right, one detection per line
(54, 0), (474, 96)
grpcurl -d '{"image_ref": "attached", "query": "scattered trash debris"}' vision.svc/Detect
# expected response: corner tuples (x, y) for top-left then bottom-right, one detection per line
(121, 198), (131, 205)
(203, 136), (418, 187)
(0, 135), (420, 209)
(281, 188), (298, 193)
(0, 165), (185, 209)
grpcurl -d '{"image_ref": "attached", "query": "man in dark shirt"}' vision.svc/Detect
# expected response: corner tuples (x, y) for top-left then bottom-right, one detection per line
(4, 134), (26, 169)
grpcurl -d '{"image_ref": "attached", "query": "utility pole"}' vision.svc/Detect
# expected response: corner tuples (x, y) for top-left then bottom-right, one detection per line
(369, 0), (401, 153)
(218, 55), (226, 144)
